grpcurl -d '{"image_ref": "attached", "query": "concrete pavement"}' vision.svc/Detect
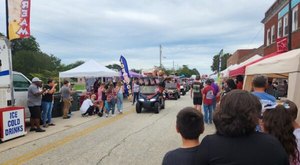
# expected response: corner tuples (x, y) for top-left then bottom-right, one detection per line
(0, 95), (216, 165)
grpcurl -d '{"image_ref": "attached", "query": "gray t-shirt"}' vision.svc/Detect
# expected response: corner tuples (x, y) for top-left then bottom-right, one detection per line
(61, 85), (71, 99)
(27, 84), (42, 107)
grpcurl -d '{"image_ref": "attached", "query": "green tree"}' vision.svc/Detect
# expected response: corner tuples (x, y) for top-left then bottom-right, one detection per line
(211, 53), (232, 72)
(176, 65), (199, 77)
(106, 64), (121, 71)
(11, 36), (41, 54)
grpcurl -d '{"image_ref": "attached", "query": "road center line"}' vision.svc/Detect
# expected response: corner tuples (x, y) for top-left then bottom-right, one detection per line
(1, 109), (134, 165)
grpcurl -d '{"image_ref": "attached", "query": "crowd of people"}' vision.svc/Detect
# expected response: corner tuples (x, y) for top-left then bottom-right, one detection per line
(164, 74), (299, 165)
(80, 80), (125, 118)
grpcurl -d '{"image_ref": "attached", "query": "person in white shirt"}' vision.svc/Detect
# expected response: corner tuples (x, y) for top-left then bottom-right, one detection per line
(80, 95), (95, 116)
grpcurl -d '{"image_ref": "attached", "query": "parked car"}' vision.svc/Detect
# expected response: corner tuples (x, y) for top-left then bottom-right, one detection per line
(12, 71), (31, 119)
(136, 85), (165, 114)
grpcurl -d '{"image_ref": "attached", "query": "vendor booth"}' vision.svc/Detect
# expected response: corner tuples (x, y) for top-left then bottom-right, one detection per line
(243, 49), (300, 122)
(228, 55), (263, 77)
(59, 60), (119, 78)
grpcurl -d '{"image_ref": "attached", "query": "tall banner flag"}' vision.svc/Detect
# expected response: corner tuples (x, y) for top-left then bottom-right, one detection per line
(120, 55), (132, 97)
(217, 49), (224, 85)
(8, 0), (31, 40)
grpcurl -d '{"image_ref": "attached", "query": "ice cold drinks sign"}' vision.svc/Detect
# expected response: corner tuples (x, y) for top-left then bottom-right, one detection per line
(2, 109), (26, 141)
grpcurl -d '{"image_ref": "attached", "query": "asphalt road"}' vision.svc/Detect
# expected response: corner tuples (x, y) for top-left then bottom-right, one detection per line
(0, 95), (216, 165)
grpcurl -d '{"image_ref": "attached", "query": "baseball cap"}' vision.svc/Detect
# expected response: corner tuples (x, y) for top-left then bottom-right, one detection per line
(32, 77), (42, 82)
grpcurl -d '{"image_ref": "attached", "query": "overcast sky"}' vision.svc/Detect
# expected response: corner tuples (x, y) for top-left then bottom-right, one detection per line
(0, 0), (274, 74)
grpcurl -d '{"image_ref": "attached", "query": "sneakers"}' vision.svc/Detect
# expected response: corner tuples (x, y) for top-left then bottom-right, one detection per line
(48, 123), (55, 126)
(105, 113), (109, 118)
(29, 128), (36, 132)
(63, 116), (71, 119)
(43, 124), (49, 128)
(36, 128), (46, 132)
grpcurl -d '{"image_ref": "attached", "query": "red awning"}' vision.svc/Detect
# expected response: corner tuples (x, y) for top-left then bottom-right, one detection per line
(229, 52), (282, 77)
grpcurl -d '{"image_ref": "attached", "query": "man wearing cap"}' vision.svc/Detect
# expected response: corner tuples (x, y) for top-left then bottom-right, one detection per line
(27, 77), (46, 132)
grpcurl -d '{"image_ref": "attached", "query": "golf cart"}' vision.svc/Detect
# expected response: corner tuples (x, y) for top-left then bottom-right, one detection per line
(136, 85), (165, 114)
(165, 82), (180, 100)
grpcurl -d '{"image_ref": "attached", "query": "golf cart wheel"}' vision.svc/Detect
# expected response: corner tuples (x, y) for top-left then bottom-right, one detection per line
(154, 102), (160, 114)
(161, 100), (165, 109)
(136, 102), (142, 113)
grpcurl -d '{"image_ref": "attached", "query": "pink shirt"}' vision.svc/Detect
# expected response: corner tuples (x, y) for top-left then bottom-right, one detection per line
(97, 87), (103, 101)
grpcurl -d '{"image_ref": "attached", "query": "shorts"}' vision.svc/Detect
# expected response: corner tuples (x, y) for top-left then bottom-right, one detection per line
(29, 106), (42, 119)
(193, 97), (202, 105)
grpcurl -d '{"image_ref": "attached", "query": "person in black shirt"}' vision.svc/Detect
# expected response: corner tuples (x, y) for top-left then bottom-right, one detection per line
(162, 107), (204, 165)
(41, 79), (57, 127)
(196, 90), (289, 165)
(190, 76), (203, 112)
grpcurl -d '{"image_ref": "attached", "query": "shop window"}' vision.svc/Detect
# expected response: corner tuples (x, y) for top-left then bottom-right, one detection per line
(278, 19), (283, 38)
(271, 25), (276, 43)
(267, 29), (271, 46)
(283, 14), (289, 36)
(292, 6), (298, 32)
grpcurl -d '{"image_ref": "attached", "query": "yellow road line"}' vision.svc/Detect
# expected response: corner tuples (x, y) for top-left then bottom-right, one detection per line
(1, 110), (134, 165)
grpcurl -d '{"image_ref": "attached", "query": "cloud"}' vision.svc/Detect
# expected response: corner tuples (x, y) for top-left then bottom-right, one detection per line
(0, 0), (274, 74)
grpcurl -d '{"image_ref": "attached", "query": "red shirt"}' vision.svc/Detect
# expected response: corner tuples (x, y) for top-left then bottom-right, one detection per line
(202, 85), (214, 105)
(237, 82), (243, 89)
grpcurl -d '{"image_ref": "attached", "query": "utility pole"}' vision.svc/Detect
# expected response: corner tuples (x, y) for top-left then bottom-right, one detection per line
(288, 0), (292, 50)
(5, 0), (9, 38)
(173, 60), (175, 75)
(159, 45), (162, 68)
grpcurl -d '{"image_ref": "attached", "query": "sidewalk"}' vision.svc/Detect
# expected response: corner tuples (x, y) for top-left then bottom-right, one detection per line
(0, 99), (134, 153)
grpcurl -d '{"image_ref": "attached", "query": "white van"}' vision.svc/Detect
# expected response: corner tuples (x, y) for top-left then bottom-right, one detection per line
(12, 71), (31, 118)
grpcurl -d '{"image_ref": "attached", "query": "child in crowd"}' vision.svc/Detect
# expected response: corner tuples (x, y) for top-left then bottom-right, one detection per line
(105, 84), (116, 117)
(162, 107), (204, 165)
(91, 94), (100, 114)
(262, 103), (300, 165)
(285, 100), (300, 151)
(202, 79), (214, 124)
(115, 81), (124, 114)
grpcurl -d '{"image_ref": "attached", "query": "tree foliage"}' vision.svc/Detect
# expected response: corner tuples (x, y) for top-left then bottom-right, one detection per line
(106, 64), (121, 71)
(176, 65), (200, 77)
(211, 53), (232, 72)
(9, 35), (83, 82)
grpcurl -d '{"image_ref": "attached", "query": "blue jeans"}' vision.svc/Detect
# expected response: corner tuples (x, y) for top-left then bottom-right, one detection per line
(42, 101), (53, 125)
(106, 99), (116, 115)
(203, 104), (213, 124)
(117, 93), (123, 112)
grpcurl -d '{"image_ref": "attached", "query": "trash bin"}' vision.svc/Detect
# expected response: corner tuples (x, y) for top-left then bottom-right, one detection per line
(52, 93), (63, 117)
(70, 92), (81, 112)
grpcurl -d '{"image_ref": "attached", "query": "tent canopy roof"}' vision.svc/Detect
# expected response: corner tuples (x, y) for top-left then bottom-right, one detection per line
(229, 53), (280, 77)
(245, 49), (300, 75)
(222, 55), (262, 77)
(59, 60), (119, 78)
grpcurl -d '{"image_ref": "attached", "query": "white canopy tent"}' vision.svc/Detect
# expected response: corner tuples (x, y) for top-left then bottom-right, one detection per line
(221, 64), (237, 78)
(59, 60), (119, 78)
(221, 55), (262, 78)
(244, 49), (300, 122)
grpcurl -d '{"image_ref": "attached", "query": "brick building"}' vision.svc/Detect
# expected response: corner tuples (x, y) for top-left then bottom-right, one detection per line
(262, 0), (300, 55)
(227, 47), (264, 67)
